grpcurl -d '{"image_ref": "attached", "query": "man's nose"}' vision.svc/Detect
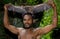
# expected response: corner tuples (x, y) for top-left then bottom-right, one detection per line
(25, 20), (29, 23)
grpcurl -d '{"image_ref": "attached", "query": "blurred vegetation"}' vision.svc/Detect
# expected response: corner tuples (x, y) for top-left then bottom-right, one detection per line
(0, 0), (60, 39)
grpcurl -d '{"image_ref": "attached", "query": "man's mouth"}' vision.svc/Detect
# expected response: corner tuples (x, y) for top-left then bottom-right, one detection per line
(25, 24), (30, 26)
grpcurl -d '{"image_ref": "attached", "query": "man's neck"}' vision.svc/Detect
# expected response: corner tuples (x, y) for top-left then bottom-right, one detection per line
(25, 28), (34, 33)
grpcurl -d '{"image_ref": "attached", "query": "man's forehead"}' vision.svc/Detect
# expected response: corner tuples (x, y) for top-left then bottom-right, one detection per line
(24, 15), (32, 17)
(24, 15), (32, 18)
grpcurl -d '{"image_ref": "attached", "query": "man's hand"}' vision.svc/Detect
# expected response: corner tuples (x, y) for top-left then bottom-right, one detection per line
(47, 0), (56, 8)
(4, 4), (11, 11)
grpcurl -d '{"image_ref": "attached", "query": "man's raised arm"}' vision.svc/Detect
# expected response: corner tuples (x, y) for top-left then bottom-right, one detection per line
(3, 4), (19, 35)
(36, 0), (58, 35)
(42, 0), (57, 34)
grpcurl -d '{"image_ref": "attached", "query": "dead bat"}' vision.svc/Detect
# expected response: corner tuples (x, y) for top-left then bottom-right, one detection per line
(8, 3), (51, 14)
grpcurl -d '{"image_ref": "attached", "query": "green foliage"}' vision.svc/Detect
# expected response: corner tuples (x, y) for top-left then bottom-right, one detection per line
(26, 0), (38, 5)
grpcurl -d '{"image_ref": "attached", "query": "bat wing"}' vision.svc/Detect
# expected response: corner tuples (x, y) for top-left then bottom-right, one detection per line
(8, 5), (27, 14)
(33, 3), (51, 13)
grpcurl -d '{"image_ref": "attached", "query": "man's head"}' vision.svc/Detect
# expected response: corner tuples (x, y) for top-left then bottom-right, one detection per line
(22, 13), (34, 29)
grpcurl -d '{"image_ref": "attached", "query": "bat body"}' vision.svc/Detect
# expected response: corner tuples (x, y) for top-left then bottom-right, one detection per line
(8, 3), (51, 14)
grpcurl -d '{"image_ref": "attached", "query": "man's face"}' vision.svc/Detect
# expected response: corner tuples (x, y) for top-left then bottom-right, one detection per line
(23, 15), (33, 29)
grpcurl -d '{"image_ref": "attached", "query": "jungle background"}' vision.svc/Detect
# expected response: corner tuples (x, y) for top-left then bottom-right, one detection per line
(0, 0), (60, 39)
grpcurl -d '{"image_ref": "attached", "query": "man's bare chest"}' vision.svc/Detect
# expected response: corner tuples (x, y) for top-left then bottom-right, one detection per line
(19, 30), (35, 39)
(18, 28), (42, 39)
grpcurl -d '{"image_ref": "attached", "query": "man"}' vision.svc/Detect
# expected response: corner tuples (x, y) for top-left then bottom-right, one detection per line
(3, 0), (57, 39)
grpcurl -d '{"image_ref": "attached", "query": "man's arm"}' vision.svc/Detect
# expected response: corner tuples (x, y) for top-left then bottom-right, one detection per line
(3, 4), (19, 35)
(36, 0), (58, 35)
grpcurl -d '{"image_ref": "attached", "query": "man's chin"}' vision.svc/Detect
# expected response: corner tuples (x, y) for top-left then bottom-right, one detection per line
(23, 26), (32, 29)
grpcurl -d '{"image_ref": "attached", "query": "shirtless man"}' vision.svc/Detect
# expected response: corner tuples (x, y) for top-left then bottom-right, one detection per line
(3, 0), (57, 39)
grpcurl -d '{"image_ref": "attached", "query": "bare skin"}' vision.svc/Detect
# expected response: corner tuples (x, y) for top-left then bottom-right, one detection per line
(3, 0), (57, 39)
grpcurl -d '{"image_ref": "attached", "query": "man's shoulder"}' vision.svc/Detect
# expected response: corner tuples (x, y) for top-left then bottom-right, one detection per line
(34, 27), (42, 31)
(17, 27), (24, 29)
(17, 27), (26, 34)
(17, 27), (25, 31)
(17, 27), (24, 30)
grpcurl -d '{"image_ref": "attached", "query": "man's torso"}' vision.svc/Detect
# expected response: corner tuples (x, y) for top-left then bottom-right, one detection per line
(17, 28), (42, 39)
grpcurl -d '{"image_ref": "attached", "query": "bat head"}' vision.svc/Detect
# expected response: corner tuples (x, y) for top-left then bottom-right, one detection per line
(24, 6), (33, 14)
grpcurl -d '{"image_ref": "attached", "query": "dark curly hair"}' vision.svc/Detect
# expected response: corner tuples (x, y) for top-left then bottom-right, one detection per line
(22, 13), (34, 19)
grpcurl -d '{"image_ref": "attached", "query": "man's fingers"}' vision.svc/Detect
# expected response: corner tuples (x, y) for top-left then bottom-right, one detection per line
(4, 4), (11, 10)
(48, 0), (53, 4)
(47, 0), (56, 8)
(4, 4), (11, 9)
